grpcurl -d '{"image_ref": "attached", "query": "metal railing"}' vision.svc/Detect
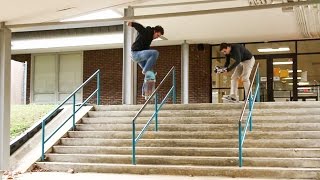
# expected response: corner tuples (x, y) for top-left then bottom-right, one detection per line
(132, 66), (176, 165)
(238, 63), (260, 167)
(41, 69), (100, 161)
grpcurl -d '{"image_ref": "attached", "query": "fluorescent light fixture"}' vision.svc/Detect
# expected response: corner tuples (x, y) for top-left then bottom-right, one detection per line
(288, 70), (302, 73)
(289, 82), (310, 86)
(283, 77), (302, 80)
(273, 61), (293, 65)
(298, 82), (310, 86)
(61, 9), (122, 22)
(12, 33), (123, 50)
(258, 47), (290, 52)
(297, 87), (312, 90)
(298, 92), (315, 95)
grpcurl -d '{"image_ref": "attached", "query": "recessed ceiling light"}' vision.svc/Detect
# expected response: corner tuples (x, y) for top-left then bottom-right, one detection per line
(273, 61), (293, 65)
(288, 70), (302, 73)
(258, 47), (290, 52)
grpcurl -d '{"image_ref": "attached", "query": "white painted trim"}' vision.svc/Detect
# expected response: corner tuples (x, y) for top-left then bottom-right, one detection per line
(181, 41), (189, 104)
(0, 24), (11, 170)
(30, 55), (35, 103)
(55, 53), (59, 104)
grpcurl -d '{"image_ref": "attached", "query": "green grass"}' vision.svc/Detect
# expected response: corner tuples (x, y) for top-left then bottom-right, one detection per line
(10, 104), (56, 140)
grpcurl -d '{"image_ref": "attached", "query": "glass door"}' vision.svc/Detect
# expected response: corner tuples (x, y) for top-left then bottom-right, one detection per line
(255, 54), (297, 102)
(273, 58), (294, 101)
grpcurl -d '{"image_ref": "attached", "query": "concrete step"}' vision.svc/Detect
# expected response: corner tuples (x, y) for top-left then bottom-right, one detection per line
(81, 115), (320, 124)
(67, 131), (320, 140)
(87, 110), (241, 117)
(51, 146), (320, 158)
(58, 138), (320, 148)
(87, 108), (320, 117)
(75, 123), (320, 132)
(35, 162), (320, 179)
(44, 154), (320, 168)
(93, 102), (320, 111)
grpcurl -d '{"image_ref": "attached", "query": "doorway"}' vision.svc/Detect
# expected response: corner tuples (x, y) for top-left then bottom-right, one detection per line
(255, 54), (298, 102)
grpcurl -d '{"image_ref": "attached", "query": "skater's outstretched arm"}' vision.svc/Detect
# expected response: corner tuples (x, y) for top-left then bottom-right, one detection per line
(128, 22), (146, 34)
(224, 55), (231, 68)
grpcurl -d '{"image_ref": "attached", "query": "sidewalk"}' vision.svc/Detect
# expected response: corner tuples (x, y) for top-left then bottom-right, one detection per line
(5, 172), (289, 180)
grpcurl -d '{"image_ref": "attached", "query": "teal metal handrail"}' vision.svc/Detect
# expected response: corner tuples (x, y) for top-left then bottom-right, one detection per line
(41, 69), (100, 161)
(238, 63), (260, 167)
(132, 66), (176, 165)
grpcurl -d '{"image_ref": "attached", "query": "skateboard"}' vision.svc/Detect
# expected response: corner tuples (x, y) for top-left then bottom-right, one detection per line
(142, 71), (156, 100)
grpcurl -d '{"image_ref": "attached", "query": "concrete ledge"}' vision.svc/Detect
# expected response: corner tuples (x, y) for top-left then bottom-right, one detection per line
(9, 105), (92, 173)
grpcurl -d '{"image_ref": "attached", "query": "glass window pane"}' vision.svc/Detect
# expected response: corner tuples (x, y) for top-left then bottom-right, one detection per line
(59, 53), (82, 93)
(34, 55), (56, 93)
(273, 58), (293, 102)
(256, 59), (267, 102)
(297, 54), (320, 101)
(212, 45), (225, 58)
(297, 40), (320, 53)
(212, 59), (244, 102)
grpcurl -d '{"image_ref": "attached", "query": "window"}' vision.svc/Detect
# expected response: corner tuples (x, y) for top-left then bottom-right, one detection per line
(32, 53), (83, 104)
(297, 40), (320, 53)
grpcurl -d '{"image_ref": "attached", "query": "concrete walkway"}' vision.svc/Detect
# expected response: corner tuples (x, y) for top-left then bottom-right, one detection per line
(4, 172), (290, 180)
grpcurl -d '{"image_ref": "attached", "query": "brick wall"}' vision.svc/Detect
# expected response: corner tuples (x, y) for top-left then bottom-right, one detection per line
(83, 49), (123, 105)
(11, 54), (31, 104)
(12, 44), (212, 105)
(136, 45), (182, 104)
(83, 44), (211, 105)
(189, 44), (212, 103)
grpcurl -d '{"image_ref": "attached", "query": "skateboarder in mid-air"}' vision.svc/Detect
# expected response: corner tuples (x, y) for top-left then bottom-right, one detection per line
(127, 21), (164, 99)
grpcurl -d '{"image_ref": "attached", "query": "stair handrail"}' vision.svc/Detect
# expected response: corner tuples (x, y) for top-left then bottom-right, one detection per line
(132, 66), (176, 165)
(41, 69), (100, 161)
(238, 63), (260, 167)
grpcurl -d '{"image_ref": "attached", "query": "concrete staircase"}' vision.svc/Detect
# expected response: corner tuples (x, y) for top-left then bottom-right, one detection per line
(35, 102), (320, 179)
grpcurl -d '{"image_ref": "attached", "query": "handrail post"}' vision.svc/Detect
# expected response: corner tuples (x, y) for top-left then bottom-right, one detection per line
(238, 63), (259, 168)
(256, 69), (260, 102)
(155, 93), (158, 132)
(97, 71), (101, 105)
(73, 94), (76, 131)
(131, 66), (175, 165)
(41, 121), (45, 161)
(172, 68), (176, 104)
(249, 93), (253, 131)
(132, 122), (136, 165)
(40, 69), (100, 162)
(317, 86), (319, 101)
(238, 121), (242, 167)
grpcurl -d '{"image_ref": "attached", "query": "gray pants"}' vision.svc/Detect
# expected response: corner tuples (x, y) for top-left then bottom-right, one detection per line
(230, 56), (255, 99)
